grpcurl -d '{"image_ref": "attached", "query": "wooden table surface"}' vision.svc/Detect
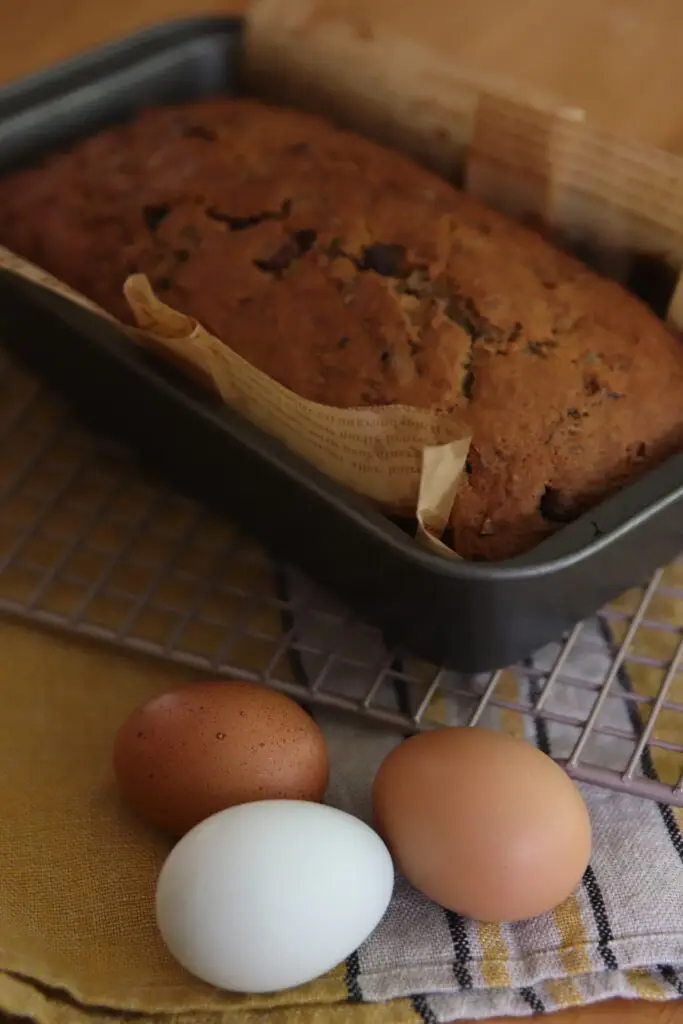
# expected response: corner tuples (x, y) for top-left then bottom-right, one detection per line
(1, 1), (682, 1023)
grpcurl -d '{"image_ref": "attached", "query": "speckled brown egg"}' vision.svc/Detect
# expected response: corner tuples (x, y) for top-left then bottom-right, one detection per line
(113, 681), (329, 836)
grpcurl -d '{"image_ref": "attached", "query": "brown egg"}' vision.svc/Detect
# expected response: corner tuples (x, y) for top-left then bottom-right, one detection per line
(372, 727), (591, 922)
(113, 681), (329, 836)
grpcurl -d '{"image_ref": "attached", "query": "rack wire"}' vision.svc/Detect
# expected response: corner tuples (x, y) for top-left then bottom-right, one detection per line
(2, 346), (683, 805)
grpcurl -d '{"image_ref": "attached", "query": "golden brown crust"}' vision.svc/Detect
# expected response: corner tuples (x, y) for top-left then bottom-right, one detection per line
(1, 97), (682, 560)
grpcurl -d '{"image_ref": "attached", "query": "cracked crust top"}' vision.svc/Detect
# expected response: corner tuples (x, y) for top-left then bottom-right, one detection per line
(1, 97), (683, 560)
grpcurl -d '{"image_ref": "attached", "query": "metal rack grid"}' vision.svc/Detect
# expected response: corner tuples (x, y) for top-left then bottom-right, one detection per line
(2, 345), (683, 805)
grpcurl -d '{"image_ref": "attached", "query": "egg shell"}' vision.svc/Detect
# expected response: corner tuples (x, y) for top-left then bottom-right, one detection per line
(372, 727), (592, 923)
(155, 800), (395, 993)
(113, 681), (329, 836)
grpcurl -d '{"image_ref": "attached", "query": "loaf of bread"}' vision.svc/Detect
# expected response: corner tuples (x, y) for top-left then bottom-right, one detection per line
(1, 96), (682, 560)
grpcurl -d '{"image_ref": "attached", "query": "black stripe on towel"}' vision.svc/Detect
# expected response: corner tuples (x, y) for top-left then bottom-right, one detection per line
(581, 864), (619, 971)
(526, 670), (551, 757)
(519, 986), (546, 1015)
(411, 994), (438, 1024)
(597, 617), (683, 867)
(659, 964), (683, 997)
(445, 909), (474, 989)
(344, 951), (364, 1002)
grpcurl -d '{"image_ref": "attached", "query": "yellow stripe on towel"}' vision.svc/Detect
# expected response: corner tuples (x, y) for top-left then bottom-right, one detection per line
(607, 571), (683, 830)
(626, 969), (669, 1001)
(553, 893), (592, 976)
(543, 977), (585, 1009)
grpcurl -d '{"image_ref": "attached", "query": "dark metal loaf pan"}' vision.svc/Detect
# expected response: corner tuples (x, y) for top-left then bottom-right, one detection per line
(0, 17), (682, 674)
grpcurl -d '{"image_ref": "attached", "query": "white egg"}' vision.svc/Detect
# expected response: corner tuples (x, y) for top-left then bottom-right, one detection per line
(155, 799), (395, 993)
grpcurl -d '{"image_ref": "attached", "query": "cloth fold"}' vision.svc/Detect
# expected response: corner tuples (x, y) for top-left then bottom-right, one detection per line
(1, 359), (683, 1023)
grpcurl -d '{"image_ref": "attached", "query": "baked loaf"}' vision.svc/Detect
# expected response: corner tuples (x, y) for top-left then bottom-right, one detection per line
(1, 96), (682, 560)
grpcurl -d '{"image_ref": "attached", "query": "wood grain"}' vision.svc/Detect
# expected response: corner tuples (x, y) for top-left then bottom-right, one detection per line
(0, 1), (680, 1022)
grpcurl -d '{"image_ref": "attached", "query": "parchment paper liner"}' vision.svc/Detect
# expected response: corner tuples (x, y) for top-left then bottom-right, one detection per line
(245, 1), (683, 299)
(5, 0), (683, 563)
(0, 246), (468, 559)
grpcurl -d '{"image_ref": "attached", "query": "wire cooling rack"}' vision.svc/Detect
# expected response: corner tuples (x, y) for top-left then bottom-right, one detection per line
(2, 346), (683, 806)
